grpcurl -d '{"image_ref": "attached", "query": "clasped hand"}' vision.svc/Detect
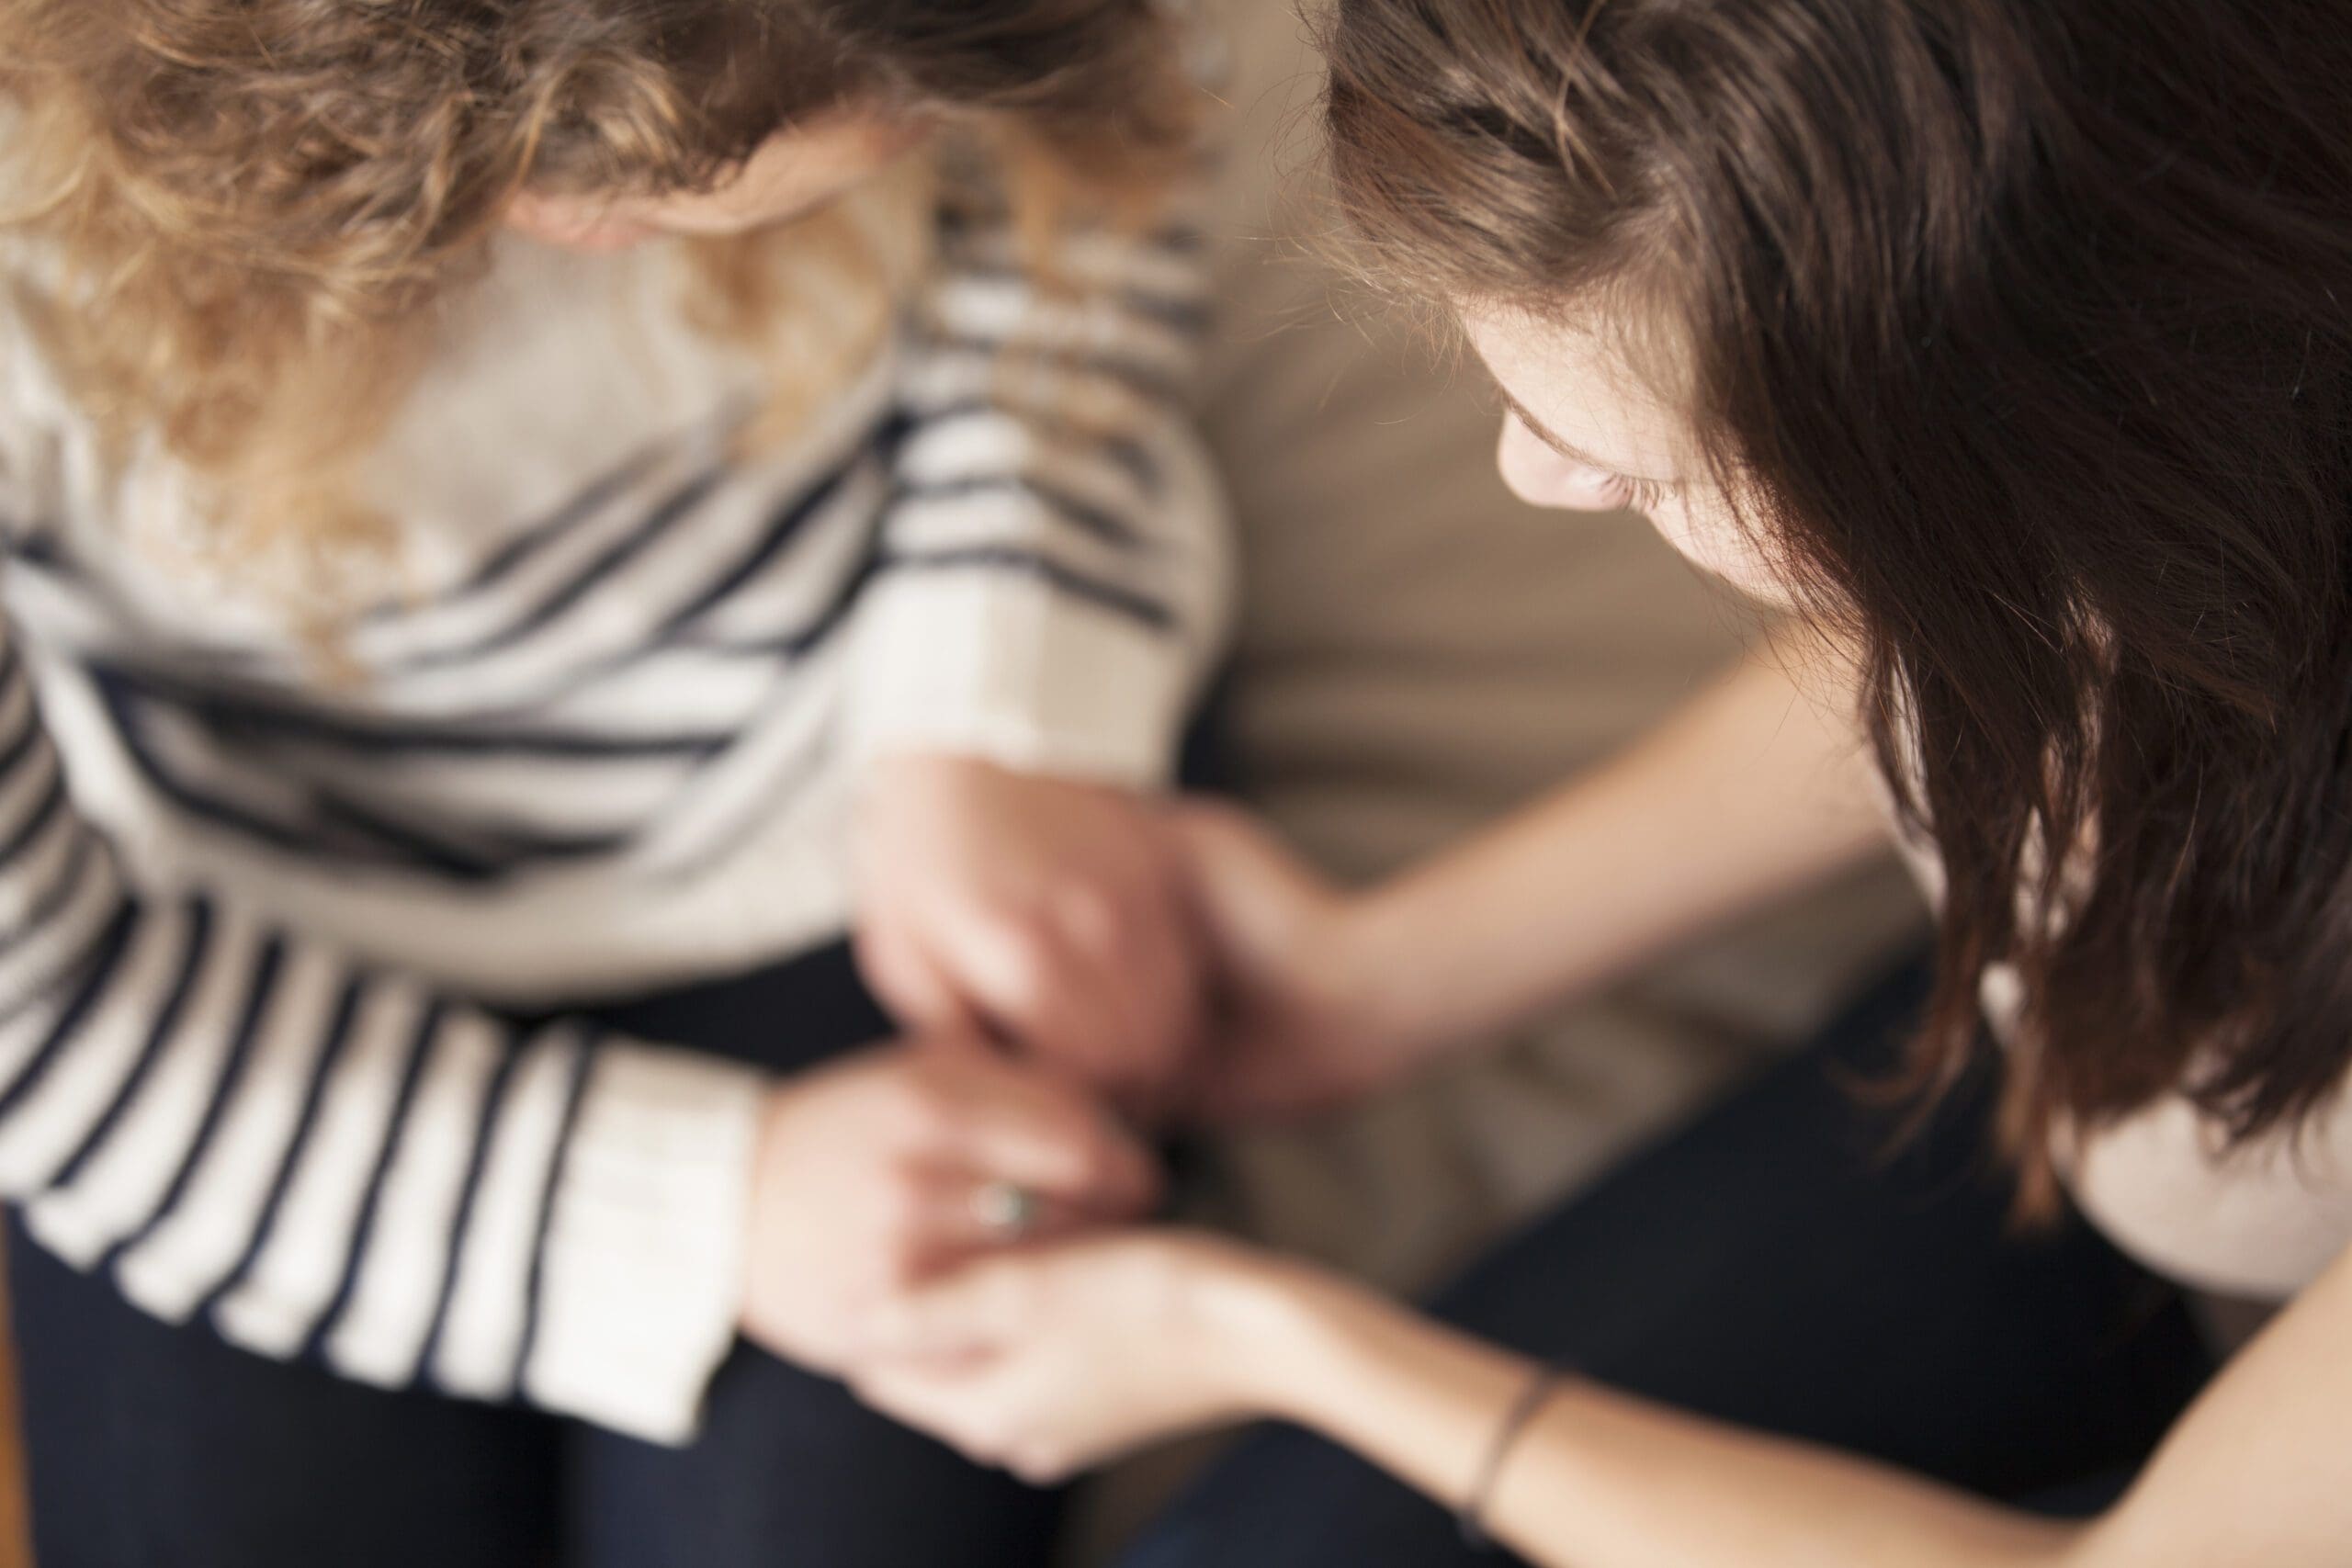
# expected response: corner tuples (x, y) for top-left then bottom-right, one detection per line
(739, 757), (1427, 1476)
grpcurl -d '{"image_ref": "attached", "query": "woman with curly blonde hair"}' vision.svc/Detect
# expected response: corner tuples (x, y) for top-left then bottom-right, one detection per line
(0, 2), (1228, 1562)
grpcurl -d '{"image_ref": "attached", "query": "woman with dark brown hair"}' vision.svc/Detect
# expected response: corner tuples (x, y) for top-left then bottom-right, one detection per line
(852, 2), (2352, 1562)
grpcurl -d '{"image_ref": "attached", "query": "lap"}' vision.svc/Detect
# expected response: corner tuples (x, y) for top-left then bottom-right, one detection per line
(564, 1338), (1061, 1568)
(559, 941), (1066, 1566)
(8, 1210), (560, 1568)
(12, 940), (1063, 1568)
(1121, 960), (2216, 1568)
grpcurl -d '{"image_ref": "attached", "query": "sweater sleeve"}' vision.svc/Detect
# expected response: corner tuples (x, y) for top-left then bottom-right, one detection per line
(837, 163), (1235, 788)
(0, 611), (767, 1444)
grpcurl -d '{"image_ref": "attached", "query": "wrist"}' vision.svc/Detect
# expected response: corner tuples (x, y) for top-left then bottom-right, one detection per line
(1218, 1248), (1550, 1496)
(1188, 1245), (1396, 1429)
(738, 1078), (801, 1322)
(1340, 880), (1473, 1063)
(850, 748), (979, 820)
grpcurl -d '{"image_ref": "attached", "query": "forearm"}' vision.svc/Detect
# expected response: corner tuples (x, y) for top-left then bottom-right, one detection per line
(848, 164), (1229, 786)
(0, 618), (762, 1440)
(1244, 1269), (2074, 1568)
(1353, 634), (1895, 1055)
(855, 1237), (2346, 1561)
(1223, 1232), (2352, 1568)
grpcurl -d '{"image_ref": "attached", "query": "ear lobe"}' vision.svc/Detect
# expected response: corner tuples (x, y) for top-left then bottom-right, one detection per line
(502, 189), (654, 252)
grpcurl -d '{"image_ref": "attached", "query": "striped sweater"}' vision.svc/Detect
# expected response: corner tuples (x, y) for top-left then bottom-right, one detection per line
(0, 186), (1230, 1441)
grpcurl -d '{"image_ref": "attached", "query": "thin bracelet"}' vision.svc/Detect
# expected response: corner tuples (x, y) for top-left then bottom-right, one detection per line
(1458, 1364), (1568, 1551)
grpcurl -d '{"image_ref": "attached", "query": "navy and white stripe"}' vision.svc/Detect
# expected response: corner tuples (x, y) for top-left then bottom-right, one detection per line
(0, 172), (1228, 1440)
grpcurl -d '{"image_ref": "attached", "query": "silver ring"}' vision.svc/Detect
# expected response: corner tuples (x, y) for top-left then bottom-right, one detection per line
(970, 1179), (1042, 1240)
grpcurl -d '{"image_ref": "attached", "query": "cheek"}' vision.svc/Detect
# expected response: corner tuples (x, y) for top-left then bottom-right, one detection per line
(1493, 418), (1624, 513)
(1648, 497), (1793, 604)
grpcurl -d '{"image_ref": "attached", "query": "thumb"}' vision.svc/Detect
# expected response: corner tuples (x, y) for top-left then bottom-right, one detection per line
(861, 1253), (1034, 1360)
(1168, 802), (1331, 969)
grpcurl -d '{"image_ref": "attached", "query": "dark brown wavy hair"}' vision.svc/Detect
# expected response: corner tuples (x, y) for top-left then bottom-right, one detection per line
(0, 0), (1193, 600)
(1323, 0), (2352, 1201)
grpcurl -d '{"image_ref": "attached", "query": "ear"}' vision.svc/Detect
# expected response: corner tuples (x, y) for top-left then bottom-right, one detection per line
(501, 188), (655, 253)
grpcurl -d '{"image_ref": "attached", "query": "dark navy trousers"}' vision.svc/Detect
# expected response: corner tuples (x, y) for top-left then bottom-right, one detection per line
(10, 941), (1066, 1568)
(1119, 960), (2215, 1567)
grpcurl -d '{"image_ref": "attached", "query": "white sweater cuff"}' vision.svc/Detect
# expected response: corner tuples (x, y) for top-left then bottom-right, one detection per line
(519, 1043), (767, 1444)
(842, 570), (1197, 788)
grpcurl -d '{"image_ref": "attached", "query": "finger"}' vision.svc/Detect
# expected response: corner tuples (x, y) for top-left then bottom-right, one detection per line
(954, 913), (1136, 1083)
(899, 1169), (1091, 1265)
(1046, 923), (1157, 1088)
(1168, 803), (1322, 968)
(1167, 801), (1285, 917)
(848, 1363), (1013, 1471)
(853, 1337), (1084, 1486)
(858, 924), (983, 1037)
(859, 1253), (1038, 1359)
(848, 1365), (957, 1433)
(1045, 867), (1210, 1107)
(928, 1054), (1162, 1216)
(957, 1090), (1159, 1221)
(1115, 883), (1208, 1106)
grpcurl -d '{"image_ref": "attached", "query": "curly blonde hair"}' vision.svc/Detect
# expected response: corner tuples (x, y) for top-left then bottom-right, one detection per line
(0, 0), (1193, 607)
